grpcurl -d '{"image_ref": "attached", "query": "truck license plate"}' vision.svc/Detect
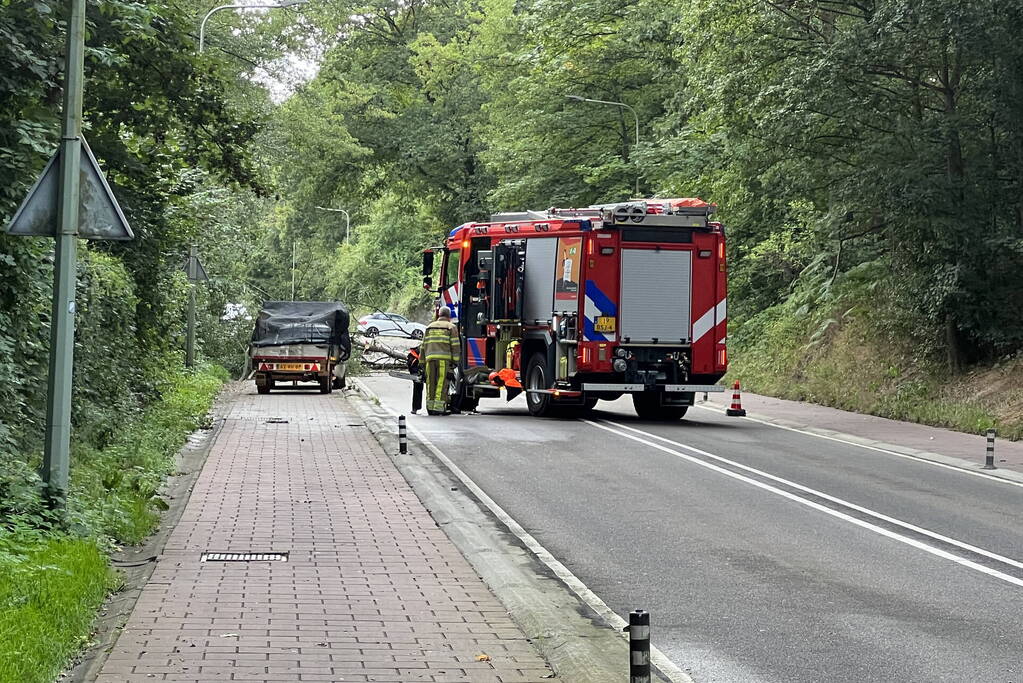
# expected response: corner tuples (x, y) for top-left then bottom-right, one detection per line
(594, 316), (615, 333)
(278, 363), (305, 371)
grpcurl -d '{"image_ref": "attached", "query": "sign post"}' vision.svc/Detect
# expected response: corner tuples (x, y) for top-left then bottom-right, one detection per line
(184, 244), (208, 368)
(4, 0), (134, 508)
(41, 0), (86, 508)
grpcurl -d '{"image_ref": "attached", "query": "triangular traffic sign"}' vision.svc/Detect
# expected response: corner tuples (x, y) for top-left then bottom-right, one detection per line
(183, 255), (209, 282)
(5, 138), (134, 240)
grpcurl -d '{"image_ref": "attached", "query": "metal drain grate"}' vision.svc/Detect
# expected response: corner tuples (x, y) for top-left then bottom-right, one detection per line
(201, 552), (288, 562)
(265, 417), (289, 424)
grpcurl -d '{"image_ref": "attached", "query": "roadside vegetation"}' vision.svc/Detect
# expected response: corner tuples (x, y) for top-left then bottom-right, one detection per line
(0, 365), (225, 683)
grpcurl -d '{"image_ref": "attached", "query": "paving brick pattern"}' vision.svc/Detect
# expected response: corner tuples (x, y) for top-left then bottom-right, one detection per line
(96, 388), (554, 682)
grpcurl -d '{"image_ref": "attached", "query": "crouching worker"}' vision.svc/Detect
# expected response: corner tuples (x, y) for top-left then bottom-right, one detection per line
(422, 306), (462, 415)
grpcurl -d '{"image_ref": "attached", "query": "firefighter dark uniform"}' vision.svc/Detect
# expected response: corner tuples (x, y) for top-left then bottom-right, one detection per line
(422, 309), (461, 415)
(406, 348), (424, 414)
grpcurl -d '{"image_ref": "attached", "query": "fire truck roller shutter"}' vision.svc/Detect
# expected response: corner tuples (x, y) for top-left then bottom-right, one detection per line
(522, 238), (558, 322)
(620, 249), (693, 343)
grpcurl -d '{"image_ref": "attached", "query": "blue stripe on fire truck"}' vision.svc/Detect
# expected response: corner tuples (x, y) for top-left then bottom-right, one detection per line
(583, 280), (617, 342)
(466, 338), (485, 366)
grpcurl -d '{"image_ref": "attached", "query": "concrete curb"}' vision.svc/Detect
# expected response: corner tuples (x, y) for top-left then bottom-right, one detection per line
(695, 400), (1023, 486)
(344, 379), (632, 683)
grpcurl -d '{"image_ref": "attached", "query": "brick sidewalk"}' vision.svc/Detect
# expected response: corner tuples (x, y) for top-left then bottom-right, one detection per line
(95, 388), (554, 682)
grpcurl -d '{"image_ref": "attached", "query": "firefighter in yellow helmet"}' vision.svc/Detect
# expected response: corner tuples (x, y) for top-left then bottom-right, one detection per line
(422, 305), (462, 415)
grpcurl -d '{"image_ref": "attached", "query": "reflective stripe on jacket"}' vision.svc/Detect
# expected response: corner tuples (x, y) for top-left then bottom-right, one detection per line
(422, 319), (461, 363)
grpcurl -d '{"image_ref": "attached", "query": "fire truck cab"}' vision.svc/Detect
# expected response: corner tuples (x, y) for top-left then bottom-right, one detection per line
(422, 198), (728, 419)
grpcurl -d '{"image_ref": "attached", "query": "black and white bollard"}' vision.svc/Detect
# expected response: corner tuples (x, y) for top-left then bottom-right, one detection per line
(983, 428), (996, 470)
(629, 609), (651, 683)
(398, 415), (407, 454)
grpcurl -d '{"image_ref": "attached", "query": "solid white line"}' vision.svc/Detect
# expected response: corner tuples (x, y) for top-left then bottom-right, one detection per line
(584, 419), (1023, 588)
(356, 380), (694, 683)
(691, 403), (1023, 489)
(604, 420), (1023, 573)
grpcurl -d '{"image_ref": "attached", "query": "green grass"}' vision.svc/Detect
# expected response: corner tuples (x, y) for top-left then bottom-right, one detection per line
(730, 297), (1021, 440)
(0, 364), (228, 683)
(0, 531), (118, 683)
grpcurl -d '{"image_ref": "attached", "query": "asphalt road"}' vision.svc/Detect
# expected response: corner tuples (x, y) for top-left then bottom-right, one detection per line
(361, 374), (1023, 683)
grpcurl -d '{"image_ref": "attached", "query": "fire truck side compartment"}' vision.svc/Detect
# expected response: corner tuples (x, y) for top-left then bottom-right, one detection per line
(522, 238), (557, 322)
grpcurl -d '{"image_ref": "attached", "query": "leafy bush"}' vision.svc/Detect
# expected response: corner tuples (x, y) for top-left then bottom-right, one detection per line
(0, 365), (226, 681)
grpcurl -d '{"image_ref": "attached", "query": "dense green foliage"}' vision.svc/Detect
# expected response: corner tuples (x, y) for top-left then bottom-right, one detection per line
(0, 365), (224, 683)
(264, 0), (1023, 364)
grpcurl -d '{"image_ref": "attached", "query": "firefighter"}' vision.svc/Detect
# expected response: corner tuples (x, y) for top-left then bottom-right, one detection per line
(406, 347), (424, 414)
(422, 305), (461, 415)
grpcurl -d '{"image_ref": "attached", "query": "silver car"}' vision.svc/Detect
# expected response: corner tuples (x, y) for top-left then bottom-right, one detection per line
(356, 312), (426, 339)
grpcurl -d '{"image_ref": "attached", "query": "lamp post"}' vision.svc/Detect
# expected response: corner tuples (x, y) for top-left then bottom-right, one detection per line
(566, 94), (641, 197)
(199, 0), (308, 53)
(315, 206), (351, 242)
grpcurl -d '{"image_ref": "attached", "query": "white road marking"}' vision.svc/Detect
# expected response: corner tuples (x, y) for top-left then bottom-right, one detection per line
(603, 420), (1023, 572)
(360, 381), (694, 683)
(585, 419), (1023, 588)
(691, 403), (1023, 489)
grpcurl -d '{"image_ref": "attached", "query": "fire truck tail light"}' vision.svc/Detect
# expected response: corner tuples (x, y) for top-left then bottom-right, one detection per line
(719, 243), (725, 259)
(698, 250), (712, 258)
(718, 348), (727, 366)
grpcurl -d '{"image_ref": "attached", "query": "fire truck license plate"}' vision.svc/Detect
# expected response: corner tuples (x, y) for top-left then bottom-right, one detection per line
(594, 317), (616, 333)
(278, 363), (304, 371)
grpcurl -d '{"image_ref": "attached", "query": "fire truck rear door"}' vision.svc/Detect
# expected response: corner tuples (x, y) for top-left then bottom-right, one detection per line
(619, 249), (692, 343)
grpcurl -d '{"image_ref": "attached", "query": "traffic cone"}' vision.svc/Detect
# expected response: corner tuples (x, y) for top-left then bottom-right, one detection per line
(726, 380), (746, 417)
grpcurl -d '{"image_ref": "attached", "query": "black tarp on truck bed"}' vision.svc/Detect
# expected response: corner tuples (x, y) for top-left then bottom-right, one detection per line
(251, 301), (351, 358)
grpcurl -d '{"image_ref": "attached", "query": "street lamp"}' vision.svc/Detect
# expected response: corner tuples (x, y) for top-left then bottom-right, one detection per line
(315, 206), (351, 243)
(199, 0), (308, 53)
(566, 94), (641, 197)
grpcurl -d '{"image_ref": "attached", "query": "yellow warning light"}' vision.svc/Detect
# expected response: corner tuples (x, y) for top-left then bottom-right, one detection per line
(462, 240), (470, 249)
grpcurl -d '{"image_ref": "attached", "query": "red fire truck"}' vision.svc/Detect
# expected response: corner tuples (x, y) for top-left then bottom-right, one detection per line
(421, 198), (728, 419)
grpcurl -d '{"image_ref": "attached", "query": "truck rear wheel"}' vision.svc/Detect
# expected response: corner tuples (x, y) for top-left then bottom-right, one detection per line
(319, 377), (332, 394)
(525, 353), (558, 417)
(632, 392), (687, 420)
(257, 383), (271, 395)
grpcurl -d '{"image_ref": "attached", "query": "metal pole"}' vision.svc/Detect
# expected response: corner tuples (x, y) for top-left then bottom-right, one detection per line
(629, 609), (651, 683)
(199, 1), (308, 53)
(42, 0), (86, 508)
(314, 206), (350, 242)
(983, 429), (997, 470)
(185, 244), (197, 368)
(398, 415), (407, 454)
(291, 240), (296, 301)
(566, 95), (641, 197)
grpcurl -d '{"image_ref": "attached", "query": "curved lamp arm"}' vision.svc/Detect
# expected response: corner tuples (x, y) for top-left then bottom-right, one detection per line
(199, 0), (307, 53)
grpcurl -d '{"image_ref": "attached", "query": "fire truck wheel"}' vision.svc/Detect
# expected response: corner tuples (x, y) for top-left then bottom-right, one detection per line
(319, 377), (333, 394)
(525, 353), (557, 417)
(582, 398), (598, 411)
(257, 383), (271, 395)
(632, 392), (687, 420)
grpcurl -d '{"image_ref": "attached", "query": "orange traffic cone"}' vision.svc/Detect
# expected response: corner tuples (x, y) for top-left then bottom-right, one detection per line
(726, 380), (746, 417)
